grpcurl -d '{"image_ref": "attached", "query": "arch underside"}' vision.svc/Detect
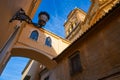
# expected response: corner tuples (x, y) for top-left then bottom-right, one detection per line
(11, 47), (57, 69)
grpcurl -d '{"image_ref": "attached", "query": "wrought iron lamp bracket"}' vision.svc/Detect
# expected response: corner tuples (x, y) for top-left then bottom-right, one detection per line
(9, 8), (32, 24)
(9, 8), (50, 28)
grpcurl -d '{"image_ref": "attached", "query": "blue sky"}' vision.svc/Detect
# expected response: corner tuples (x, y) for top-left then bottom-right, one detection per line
(0, 57), (29, 80)
(0, 0), (91, 80)
(33, 0), (91, 37)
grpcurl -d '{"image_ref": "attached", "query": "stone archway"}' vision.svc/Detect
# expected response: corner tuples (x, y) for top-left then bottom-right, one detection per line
(11, 47), (57, 69)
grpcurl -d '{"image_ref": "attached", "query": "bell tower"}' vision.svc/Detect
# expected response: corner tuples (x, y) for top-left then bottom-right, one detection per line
(64, 8), (86, 42)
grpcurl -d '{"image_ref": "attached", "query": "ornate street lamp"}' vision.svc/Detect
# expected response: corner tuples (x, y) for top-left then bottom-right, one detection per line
(9, 8), (50, 28)
(37, 12), (50, 28)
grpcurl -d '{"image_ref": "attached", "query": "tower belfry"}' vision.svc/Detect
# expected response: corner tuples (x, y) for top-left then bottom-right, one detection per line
(64, 8), (86, 42)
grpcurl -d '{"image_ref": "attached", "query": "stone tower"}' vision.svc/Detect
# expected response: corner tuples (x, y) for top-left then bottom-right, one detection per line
(64, 8), (86, 42)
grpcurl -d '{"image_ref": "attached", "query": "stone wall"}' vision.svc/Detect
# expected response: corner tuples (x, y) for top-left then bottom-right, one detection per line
(40, 4), (120, 80)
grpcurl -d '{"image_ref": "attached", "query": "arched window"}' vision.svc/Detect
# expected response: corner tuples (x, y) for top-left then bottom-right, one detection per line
(30, 30), (39, 41)
(45, 37), (52, 47)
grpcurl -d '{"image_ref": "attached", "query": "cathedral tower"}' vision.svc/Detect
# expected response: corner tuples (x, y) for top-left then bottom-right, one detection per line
(64, 8), (86, 42)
